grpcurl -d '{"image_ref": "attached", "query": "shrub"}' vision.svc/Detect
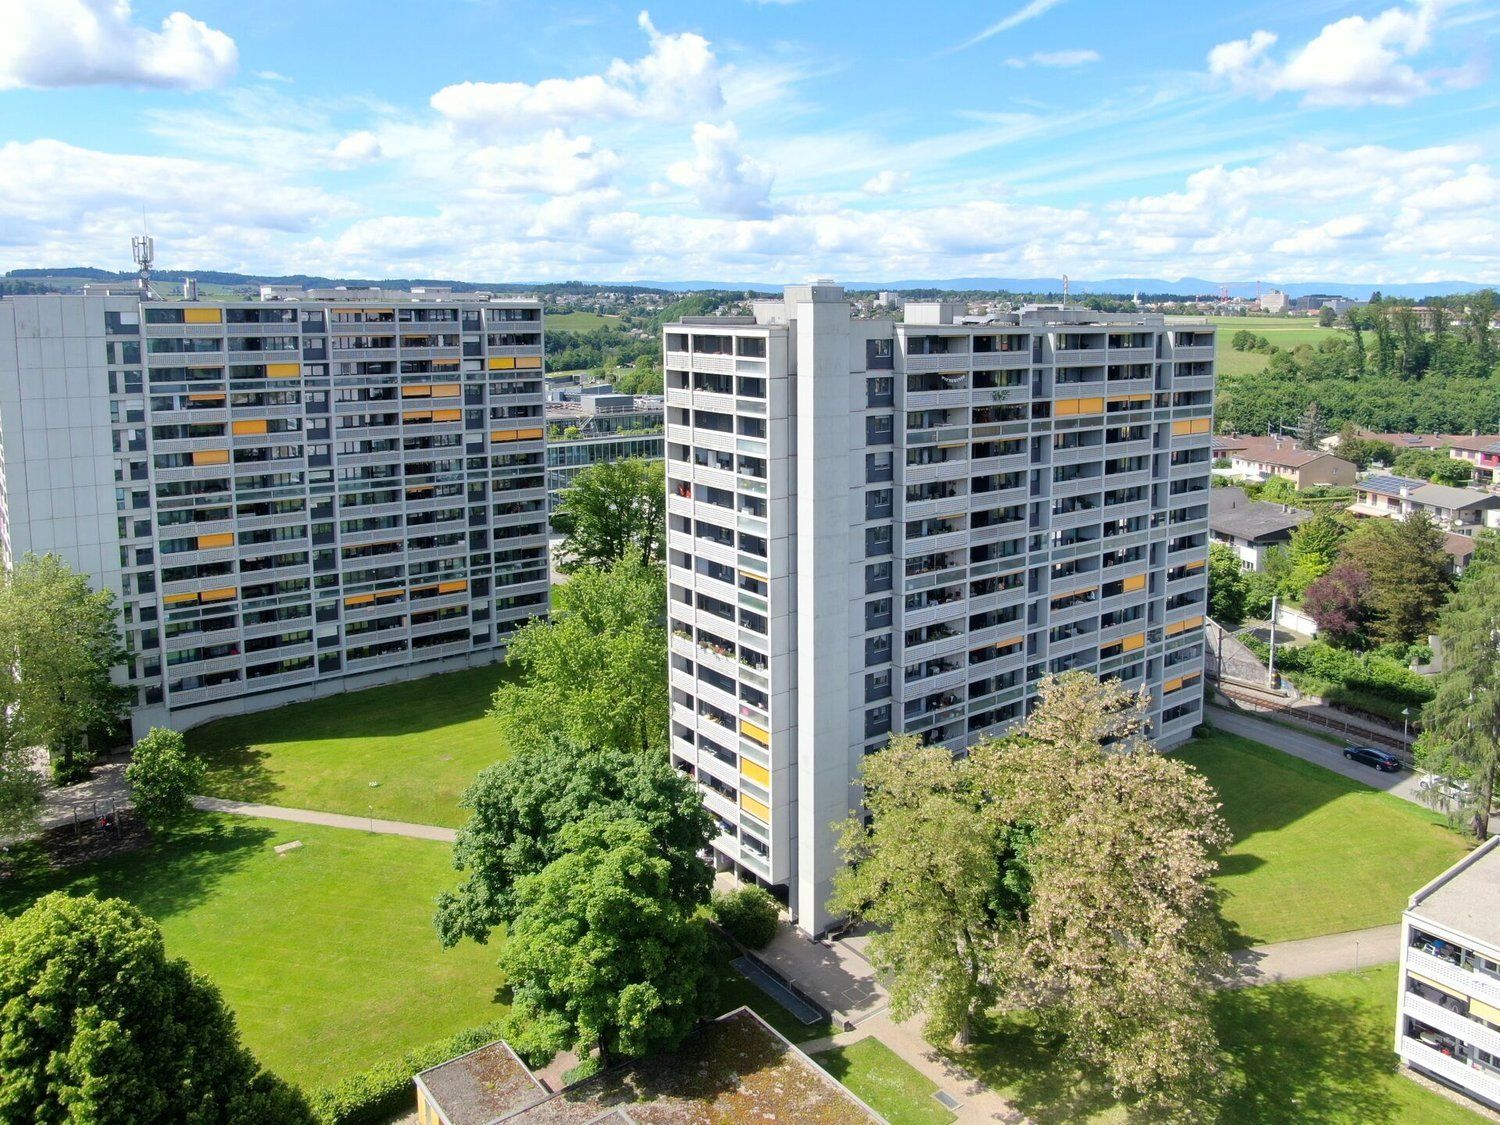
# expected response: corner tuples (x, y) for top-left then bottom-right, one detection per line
(710, 885), (781, 949)
(308, 1021), (506, 1125)
(126, 726), (205, 830)
(1243, 638), (1435, 716)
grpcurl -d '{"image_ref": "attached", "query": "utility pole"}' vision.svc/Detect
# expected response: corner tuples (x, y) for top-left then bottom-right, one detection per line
(1267, 594), (1279, 689)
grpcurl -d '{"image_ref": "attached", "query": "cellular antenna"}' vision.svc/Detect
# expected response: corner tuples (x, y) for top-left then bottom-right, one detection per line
(131, 228), (155, 300)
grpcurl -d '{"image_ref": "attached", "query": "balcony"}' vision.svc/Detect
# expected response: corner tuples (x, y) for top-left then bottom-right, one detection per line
(1399, 1035), (1500, 1106)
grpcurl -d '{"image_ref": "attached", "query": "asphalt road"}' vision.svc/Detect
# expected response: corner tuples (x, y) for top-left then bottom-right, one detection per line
(1208, 704), (1431, 807)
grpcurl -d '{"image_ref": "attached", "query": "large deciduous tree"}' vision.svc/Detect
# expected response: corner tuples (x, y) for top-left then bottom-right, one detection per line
(1339, 513), (1451, 646)
(1301, 562), (1373, 648)
(834, 674), (1229, 1113)
(1417, 567), (1500, 838)
(0, 554), (130, 783)
(1206, 543), (1247, 625)
(435, 736), (713, 947)
(498, 816), (717, 1067)
(491, 558), (667, 754)
(553, 458), (665, 572)
(0, 893), (310, 1124)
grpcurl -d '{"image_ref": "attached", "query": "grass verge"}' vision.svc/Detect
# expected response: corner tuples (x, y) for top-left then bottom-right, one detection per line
(816, 1037), (956, 1125)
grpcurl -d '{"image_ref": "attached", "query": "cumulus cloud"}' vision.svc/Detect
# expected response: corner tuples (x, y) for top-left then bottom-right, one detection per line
(862, 170), (910, 196)
(1208, 1), (1444, 106)
(330, 131), (384, 168)
(0, 0), (237, 91)
(430, 10), (722, 133)
(470, 131), (621, 196)
(667, 121), (774, 218)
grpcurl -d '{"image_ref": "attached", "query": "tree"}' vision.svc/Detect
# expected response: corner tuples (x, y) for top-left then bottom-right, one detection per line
(491, 558), (667, 755)
(498, 816), (716, 1067)
(710, 885), (780, 949)
(1416, 566), (1500, 838)
(1337, 437), (1396, 471)
(124, 728), (204, 831)
(1302, 562), (1373, 648)
(553, 458), (665, 572)
(1318, 305), (1337, 327)
(436, 735), (713, 947)
(1207, 543), (1247, 624)
(834, 676), (1229, 1113)
(0, 892), (310, 1124)
(0, 663), (41, 840)
(1340, 514), (1452, 645)
(0, 554), (130, 783)
(1393, 447), (1473, 487)
(1296, 401), (1325, 450)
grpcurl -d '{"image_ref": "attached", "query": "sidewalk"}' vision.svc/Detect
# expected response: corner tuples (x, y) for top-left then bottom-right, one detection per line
(1227, 924), (1401, 989)
(190, 795), (457, 842)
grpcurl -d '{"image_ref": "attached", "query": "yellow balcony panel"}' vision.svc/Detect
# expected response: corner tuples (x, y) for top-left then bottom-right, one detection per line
(183, 307), (222, 324)
(344, 593), (375, 607)
(162, 592), (197, 605)
(488, 357), (515, 371)
(1121, 632), (1146, 652)
(401, 384), (432, 398)
(432, 409), (461, 422)
(1109, 394), (1152, 404)
(740, 794), (770, 823)
(491, 429), (517, 442)
(265, 362), (300, 379)
(740, 718), (770, 746)
(403, 411), (434, 423)
(430, 359), (461, 368)
(432, 383), (461, 397)
(1123, 574), (1147, 593)
(1184, 558), (1206, 571)
(192, 449), (229, 466)
(187, 393), (226, 402)
(1074, 397), (1104, 414)
(515, 356), (542, 369)
(437, 579), (468, 594)
(514, 427), (544, 441)
(200, 587), (237, 603)
(231, 419), (267, 436)
(740, 758), (770, 786)
(197, 532), (233, 549)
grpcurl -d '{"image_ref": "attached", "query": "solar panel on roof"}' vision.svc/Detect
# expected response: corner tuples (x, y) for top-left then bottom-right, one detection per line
(1360, 474), (1424, 494)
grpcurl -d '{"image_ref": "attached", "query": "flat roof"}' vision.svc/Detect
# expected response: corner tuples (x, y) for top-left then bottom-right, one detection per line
(1410, 836), (1500, 949)
(415, 1040), (548, 1125)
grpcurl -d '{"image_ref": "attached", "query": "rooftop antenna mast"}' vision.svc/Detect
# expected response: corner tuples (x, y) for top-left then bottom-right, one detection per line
(1061, 273), (1069, 308)
(131, 223), (156, 300)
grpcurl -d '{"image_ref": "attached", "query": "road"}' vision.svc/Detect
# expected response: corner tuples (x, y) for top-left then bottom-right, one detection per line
(1208, 704), (1429, 807)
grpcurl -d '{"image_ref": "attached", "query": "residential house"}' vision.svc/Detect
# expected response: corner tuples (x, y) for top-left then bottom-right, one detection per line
(1210, 486), (1313, 570)
(1224, 437), (1356, 489)
(1351, 475), (1500, 532)
(1447, 436), (1500, 486)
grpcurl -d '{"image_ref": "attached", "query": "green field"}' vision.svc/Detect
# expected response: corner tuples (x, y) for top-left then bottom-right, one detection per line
(0, 815), (504, 1091)
(946, 965), (1477, 1124)
(190, 664), (513, 827)
(1205, 315), (1342, 378)
(547, 311), (624, 331)
(1179, 732), (1467, 946)
(817, 1038), (956, 1125)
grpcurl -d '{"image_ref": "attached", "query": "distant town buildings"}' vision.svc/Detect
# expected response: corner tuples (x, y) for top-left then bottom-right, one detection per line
(544, 382), (664, 509)
(1257, 289), (1289, 314)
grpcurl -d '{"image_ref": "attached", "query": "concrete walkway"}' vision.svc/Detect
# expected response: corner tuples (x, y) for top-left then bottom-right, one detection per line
(190, 795), (457, 842)
(1228, 924), (1401, 988)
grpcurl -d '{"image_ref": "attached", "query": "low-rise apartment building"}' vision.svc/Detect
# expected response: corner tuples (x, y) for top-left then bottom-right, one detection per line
(0, 288), (550, 737)
(1221, 436), (1356, 489)
(1350, 475), (1500, 532)
(1209, 486), (1311, 570)
(664, 284), (1213, 934)
(1397, 835), (1500, 1112)
(544, 391), (663, 509)
(1446, 435), (1500, 486)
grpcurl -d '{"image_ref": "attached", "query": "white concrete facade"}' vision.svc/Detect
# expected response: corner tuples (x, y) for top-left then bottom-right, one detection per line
(1396, 836), (1500, 1111)
(0, 290), (550, 737)
(664, 286), (1214, 935)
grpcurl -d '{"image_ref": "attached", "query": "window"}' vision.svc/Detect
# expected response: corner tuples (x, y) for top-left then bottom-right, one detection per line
(866, 452), (894, 483)
(867, 376), (893, 407)
(866, 339), (894, 370)
(865, 526), (892, 557)
(867, 415), (893, 445)
(865, 561), (892, 594)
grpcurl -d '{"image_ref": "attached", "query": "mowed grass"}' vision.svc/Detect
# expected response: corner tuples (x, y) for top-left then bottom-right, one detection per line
(816, 1038), (955, 1125)
(546, 311), (623, 331)
(946, 965), (1479, 1124)
(1206, 315), (1343, 378)
(1178, 732), (1468, 946)
(189, 664), (514, 827)
(0, 815), (505, 1091)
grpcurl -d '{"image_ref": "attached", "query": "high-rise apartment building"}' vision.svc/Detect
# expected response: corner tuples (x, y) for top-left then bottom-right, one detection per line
(664, 283), (1213, 934)
(0, 287), (550, 737)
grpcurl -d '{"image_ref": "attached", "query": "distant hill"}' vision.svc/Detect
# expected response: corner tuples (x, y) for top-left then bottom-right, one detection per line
(7, 267), (1495, 302)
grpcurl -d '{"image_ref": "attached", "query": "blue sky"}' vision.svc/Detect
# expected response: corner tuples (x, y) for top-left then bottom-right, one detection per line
(1, 0), (1498, 284)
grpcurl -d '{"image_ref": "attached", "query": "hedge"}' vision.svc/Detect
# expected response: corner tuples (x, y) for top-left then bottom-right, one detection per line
(710, 885), (780, 950)
(1243, 638), (1433, 720)
(308, 1020), (507, 1125)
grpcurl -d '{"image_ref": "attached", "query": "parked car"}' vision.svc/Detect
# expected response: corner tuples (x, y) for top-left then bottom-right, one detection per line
(1417, 774), (1473, 804)
(1343, 745), (1402, 772)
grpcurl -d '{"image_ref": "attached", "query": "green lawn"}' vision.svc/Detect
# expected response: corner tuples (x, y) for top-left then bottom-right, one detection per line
(945, 965), (1478, 1123)
(1179, 732), (1468, 946)
(0, 815), (504, 1091)
(816, 1038), (955, 1125)
(189, 664), (513, 827)
(547, 311), (623, 331)
(1205, 315), (1342, 379)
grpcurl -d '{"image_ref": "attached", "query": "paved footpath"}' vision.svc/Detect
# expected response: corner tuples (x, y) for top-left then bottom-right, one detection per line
(190, 795), (457, 842)
(1228, 923), (1401, 988)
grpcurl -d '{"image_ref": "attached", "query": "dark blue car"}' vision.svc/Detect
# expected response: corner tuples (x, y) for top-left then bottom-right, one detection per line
(1343, 746), (1401, 772)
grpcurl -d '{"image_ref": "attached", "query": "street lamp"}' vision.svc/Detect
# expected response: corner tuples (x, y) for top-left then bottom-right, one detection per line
(1402, 707), (1412, 746)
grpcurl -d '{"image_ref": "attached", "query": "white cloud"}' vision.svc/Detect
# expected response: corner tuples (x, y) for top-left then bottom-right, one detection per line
(430, 10), (722, 133)
(0, 0), (236, 91)
(331, 131), (384, 168)
(256, 70), (293, 84)
(954, 0), (1066, 51)
(667, 121), (773, 218)
(470, 131), (621, 196)
(1005, 49), (1101, 68)
(1208, 1), (1445, 106)
(862, 170), (910, 196)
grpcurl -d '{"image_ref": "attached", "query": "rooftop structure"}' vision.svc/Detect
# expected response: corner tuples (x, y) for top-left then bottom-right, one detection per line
(1396, 836), (1500, 1111)
(1209, 487), (1311, 571)
(664, 283), (1213, 934)
(0, 288), (550, 736)
(413, 1008), (884, 1124)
